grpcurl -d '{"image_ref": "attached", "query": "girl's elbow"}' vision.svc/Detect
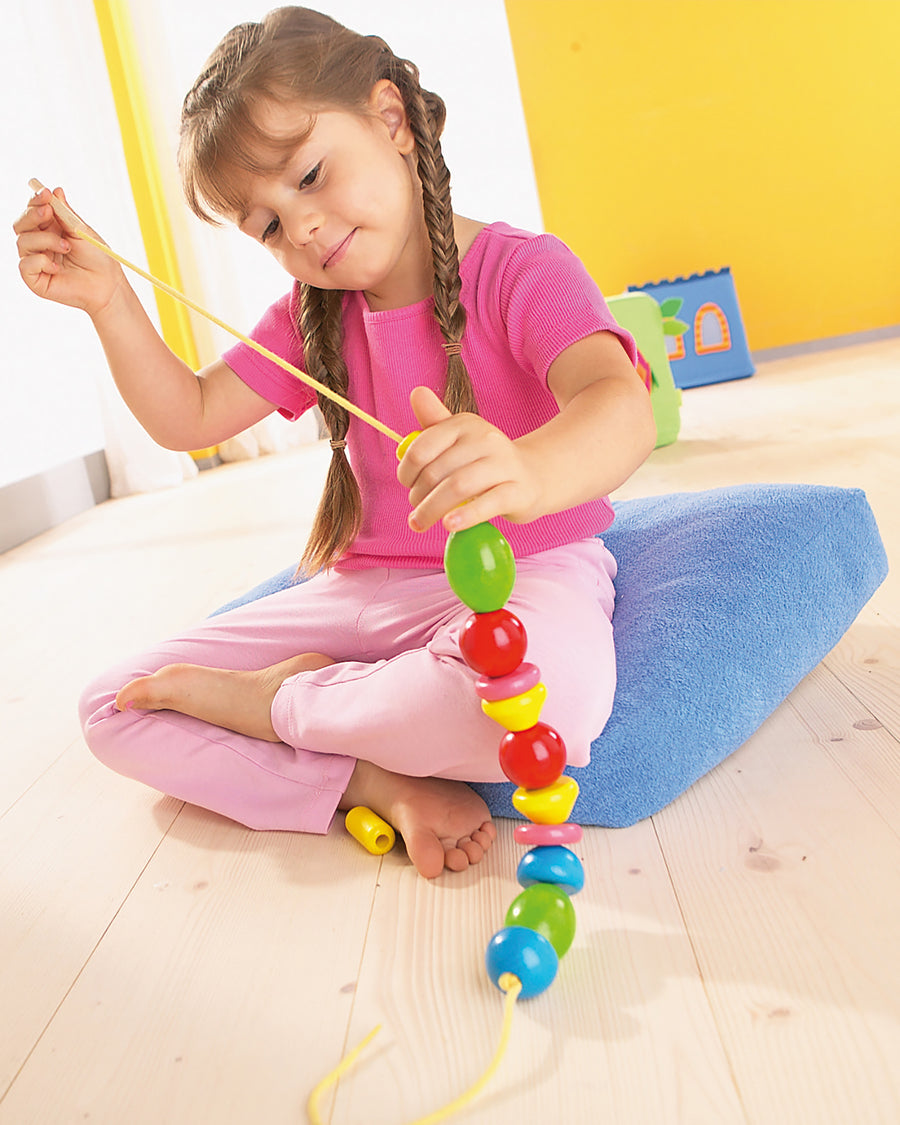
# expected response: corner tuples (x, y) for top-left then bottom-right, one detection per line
(632, 389), (658, 457)
(144, 425), (205, 454)
(641, 409), (658, 456)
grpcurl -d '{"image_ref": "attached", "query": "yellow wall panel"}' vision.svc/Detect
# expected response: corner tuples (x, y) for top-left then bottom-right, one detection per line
(93, 0), (199, 370)
(505, 0), (900, 349)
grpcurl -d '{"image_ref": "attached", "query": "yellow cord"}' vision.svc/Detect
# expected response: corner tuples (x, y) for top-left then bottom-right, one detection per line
(28, 179), (403, 445)
(307, 973), (522, 1125)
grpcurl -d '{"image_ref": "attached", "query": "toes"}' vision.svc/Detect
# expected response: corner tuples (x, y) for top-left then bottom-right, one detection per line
(405, 830), (447, 879)
(456, 836), (483, 865)
(470, 826), (495, 852)
(116, 676), (154, 712)
(442, 845), (470, 872)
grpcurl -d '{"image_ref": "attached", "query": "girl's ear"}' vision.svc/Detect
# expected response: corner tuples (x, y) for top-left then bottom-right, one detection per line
(368, 79), (416, 155)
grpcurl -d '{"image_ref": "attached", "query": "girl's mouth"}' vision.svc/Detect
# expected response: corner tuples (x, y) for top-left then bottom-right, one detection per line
(322, 229), (356, 269)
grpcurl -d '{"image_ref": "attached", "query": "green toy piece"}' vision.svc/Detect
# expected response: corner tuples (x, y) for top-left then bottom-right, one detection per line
(607, 290), (682, 449)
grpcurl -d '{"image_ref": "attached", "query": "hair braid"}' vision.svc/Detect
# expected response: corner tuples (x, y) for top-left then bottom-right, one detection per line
(296, 285), (362, 574)
(390, 62), (478, 416)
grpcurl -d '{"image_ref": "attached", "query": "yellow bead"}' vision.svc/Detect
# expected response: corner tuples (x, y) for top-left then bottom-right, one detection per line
(481, 683), (547, 731)
(512, 776), (580, 825)
(344, 806), (396, 855)
(396, 430), (421, 461)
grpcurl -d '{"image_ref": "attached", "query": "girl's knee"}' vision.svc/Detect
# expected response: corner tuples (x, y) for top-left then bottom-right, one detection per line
(78, 665), (136, 769)
(79, 671), (117, 733)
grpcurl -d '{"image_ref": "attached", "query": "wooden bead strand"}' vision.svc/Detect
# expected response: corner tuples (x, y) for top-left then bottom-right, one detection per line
(442, 518), (584, 999)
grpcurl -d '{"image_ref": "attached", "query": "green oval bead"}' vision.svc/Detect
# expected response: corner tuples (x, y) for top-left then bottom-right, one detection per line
(443, 522), (516, 613)
(504, 883), (576, 958)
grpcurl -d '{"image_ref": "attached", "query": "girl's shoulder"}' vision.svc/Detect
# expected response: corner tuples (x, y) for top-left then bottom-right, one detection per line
(460, 221), (580, 277)
(460, 222), (597, 318)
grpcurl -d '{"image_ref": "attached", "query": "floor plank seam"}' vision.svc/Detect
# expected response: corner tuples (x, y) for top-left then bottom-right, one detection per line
(321, 853), (386, 1124)
(796, 666), (900, 840)
(0, 803), (184, 1107)
(649, 815), (751, 1123)
(0, 734), (85, 824)
(820, 655), (900, 746)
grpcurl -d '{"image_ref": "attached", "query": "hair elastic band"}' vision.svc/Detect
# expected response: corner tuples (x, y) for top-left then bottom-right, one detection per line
(329, 438), (347, 452)
(442, 341), (463, 357)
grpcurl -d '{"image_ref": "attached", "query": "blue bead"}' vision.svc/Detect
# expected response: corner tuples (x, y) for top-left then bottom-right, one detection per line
(516, 845), (585, 896)
(485, 925), (559, 999)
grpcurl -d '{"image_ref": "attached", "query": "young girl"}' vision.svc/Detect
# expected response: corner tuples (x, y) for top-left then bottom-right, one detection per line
(14, 7), (655, 878)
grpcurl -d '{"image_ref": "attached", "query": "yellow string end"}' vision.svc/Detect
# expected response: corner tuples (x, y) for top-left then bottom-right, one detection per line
(407, 974), (521, 1125)
(306, 975), (522, 1125)
(307, 1024), (382, 1125)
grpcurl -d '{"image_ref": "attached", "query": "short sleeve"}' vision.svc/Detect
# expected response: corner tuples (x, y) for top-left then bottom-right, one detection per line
(221, 286), (318, 421)
(498, 235), (637, 381)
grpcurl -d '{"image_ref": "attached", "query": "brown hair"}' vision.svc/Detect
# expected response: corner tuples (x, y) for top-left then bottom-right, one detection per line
(179, 6), (477, 572)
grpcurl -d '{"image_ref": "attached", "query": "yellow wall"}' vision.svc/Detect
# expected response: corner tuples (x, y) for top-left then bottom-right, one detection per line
(505, 1), (900, 349)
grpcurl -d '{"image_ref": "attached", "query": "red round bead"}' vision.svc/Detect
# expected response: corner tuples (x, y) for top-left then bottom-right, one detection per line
(458, 609), (528, 677)
(498, 723), (567, 789)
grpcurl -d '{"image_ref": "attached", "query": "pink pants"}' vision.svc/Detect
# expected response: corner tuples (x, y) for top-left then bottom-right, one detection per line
(79, 539), (617, 834)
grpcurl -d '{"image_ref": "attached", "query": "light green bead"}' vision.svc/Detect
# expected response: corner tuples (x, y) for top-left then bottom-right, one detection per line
(504, 883), (576, 958)
(443, 522), (516, 613)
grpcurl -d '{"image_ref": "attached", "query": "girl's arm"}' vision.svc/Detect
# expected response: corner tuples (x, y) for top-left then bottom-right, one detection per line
(90, 280), (277, 451)
(398, 330), (656, 533)
(14, 188), (276, 450)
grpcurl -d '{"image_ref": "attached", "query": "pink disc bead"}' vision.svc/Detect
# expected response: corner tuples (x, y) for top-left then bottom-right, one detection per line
(514, 822), (583, 846)
(475, 662), (541, 702)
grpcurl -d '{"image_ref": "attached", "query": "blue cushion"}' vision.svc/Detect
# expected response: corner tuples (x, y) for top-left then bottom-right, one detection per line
(214, 485), (887, 827)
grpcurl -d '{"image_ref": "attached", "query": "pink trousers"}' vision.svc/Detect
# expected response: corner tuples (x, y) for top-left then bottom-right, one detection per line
(80, 538), (618, 833)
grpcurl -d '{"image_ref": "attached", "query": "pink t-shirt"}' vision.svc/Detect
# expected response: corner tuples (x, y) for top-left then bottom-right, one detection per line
(223, 222), (637, 569)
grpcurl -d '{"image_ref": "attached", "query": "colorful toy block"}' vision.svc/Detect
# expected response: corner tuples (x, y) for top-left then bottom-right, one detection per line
(628, 268), (755, 390)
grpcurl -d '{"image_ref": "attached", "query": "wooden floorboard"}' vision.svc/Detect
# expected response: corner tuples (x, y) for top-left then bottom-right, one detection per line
(654, 694), (900, 1125)
(1, 337), (897, 1124)
(0, 808), (381, 1125)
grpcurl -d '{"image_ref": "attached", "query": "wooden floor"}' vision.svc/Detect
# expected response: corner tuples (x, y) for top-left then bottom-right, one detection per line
(1, 337), (898, 1125)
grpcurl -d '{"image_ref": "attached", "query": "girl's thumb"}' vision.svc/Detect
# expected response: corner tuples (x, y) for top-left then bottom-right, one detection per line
(409, 385), (452, 429)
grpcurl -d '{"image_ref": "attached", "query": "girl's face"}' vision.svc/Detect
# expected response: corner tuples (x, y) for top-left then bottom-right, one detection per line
(233, 84), (430, 311)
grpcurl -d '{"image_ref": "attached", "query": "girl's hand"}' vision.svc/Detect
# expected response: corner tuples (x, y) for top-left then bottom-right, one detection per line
(13, 187), (124, 316)
(398, 386), (542, 533)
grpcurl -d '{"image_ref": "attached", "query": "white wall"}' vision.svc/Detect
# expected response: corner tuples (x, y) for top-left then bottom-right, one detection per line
(1, 2), (147, 488)
(1, 0), (541, 491)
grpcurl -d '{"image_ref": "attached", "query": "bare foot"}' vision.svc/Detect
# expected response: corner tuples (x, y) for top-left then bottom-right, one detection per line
(340, 760), (497, 879)
(115, 653), (335, 740)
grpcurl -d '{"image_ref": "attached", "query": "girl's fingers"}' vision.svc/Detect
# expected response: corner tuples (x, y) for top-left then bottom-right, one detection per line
(19, 247), (63, 280)
(13, 203), (53, 236)
(49, 187), (103, 243)
(15, 229), (70, 258)
(441, 483), (521, 534)
(18, 256), (59, 298)
(407, 447), (492, 515)
(409, 463), (517, 532)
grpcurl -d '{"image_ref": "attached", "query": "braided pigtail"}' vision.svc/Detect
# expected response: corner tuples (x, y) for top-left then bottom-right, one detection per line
(389, 60), (478, 416)
(296, 285), (363, 574)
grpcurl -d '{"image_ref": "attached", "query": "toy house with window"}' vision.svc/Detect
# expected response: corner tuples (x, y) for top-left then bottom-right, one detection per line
(628, 268), (755, 389)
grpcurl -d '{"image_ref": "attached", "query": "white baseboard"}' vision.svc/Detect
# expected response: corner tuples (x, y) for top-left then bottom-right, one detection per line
(0, 452), (110, 554)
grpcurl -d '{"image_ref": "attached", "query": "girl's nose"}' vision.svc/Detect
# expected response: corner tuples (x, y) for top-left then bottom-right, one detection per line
(283, 207), (321, 249)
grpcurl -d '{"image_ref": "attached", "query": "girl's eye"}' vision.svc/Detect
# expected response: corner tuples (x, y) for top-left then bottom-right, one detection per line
(299, 163), (321, 189)
(261, 217), (280, 243)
